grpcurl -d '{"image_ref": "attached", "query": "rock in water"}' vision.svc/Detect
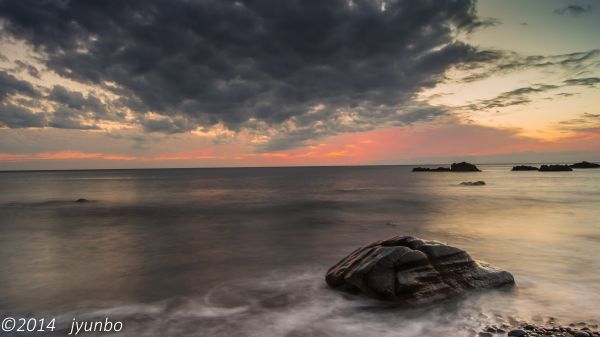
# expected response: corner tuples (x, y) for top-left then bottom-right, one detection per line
(511, 165), (539, 171)
(412, 167), (451, 172)
(460, 181), (486, 186)
(570, 161), (600, 169)
(326, 236), (515, 302)
(539, 164), (572, 172)
(75, 198), (89, 203)
(412, 162), (480, 172)
(450, 162), (481, 172)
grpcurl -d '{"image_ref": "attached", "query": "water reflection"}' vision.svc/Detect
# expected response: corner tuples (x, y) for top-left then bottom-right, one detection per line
(0, 166), (598, 331)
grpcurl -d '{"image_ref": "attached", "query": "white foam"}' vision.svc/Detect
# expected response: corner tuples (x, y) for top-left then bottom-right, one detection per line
(47, 268), (599, 337)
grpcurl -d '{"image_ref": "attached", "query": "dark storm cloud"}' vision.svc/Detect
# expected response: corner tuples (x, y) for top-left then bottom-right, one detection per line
(139, 116), (197, 134)
(46, 86), (129, 127)
(553, 4), (592, 16)
(47, 107), (100, 130)
(0, 103), (46, 128)
(0, 71), (116, 129)
(13, 60), (41, 78)
(0, 0), (491, 148)
(0, 70), (39, 100)
(0, 70), (45, 128)
(48, 85), (106, 114)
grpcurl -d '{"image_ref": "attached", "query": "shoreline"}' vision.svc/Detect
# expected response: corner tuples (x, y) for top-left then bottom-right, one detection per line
(475, 317), (599, 337)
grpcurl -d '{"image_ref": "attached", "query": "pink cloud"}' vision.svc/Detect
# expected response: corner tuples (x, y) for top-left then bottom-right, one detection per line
(1, 123), (599, 168)
(0, 151), (137, 162)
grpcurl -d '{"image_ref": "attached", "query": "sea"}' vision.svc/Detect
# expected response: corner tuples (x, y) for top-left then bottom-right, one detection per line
(0, 165), (598, 336)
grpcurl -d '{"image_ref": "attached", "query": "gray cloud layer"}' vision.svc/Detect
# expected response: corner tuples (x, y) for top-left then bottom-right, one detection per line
(0, 69), (118, 129)
(459, 49), (600, 83)
(466, 77), (600, 111)
(553, 4), (592, 16)
(0, 0), (496, 149)
(558, 112), (600, 132)
(0, 70), (38, 101)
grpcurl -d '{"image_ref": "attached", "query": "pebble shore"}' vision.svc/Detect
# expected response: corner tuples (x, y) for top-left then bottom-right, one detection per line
(477, 319), (599, 337)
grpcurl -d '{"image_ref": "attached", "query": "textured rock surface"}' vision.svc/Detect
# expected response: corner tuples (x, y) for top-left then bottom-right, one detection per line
(412, 162), (481, 172)
(451, 162), (481, 172)
(570, 161), (600, 169)
(496, 321), (599, 337)
(539, 165), (573, 172)
(460, 181), (486, 186)
(326, 236), (515, 302)
(512, 165), (539, 171)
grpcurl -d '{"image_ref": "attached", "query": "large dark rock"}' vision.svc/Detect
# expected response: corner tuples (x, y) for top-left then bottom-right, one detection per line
(412, 162), (480, 172)
(326, 236), (515, 303)
(451, 162), (481, 172)
(570, 161), (600, 169)
(511, 165), (539, 171)
(539, 165), (572, 172)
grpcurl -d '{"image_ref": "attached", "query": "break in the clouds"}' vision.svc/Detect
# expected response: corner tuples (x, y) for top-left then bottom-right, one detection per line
(0, 0), (498, 150)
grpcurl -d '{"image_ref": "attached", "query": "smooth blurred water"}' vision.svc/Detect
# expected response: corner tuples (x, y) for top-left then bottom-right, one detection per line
(0, 165), (598, 336)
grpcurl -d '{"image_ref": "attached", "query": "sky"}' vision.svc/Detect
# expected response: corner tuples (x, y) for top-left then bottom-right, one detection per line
(0, 0), (599, 170)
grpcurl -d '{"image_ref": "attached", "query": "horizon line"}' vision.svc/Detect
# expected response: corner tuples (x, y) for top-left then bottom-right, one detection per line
(1, 161), (596, 173)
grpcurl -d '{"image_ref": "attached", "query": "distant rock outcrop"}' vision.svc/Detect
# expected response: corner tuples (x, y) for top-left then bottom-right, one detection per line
(570, 161), (600, 169)
(412, 167), (451, 172)
(75, 198), (89, 203)
(539, 165), (573, 172)
(460, 181), (486, 186)
(511, 165), (539, 171)
(326, 236), (515, 303)
(412, 162), (480, 172)
(450, 162), (481, 172)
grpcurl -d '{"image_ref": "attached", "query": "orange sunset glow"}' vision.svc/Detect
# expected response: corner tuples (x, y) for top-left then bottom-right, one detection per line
(0, 0), (599, 170)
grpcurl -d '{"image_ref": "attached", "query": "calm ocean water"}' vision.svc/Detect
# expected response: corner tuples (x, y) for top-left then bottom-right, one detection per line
(0, 165), (598, 336)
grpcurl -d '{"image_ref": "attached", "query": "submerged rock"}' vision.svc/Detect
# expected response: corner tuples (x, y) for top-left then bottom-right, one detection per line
(570, 161), (600, 169)
(512, 165), (539, 171)
(451, 162), (481, 172)
(460, 181), (486, 186)
(326, 236), (515, 303)
(412, 167), (451, 172)
(539, 165), (573, 172)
